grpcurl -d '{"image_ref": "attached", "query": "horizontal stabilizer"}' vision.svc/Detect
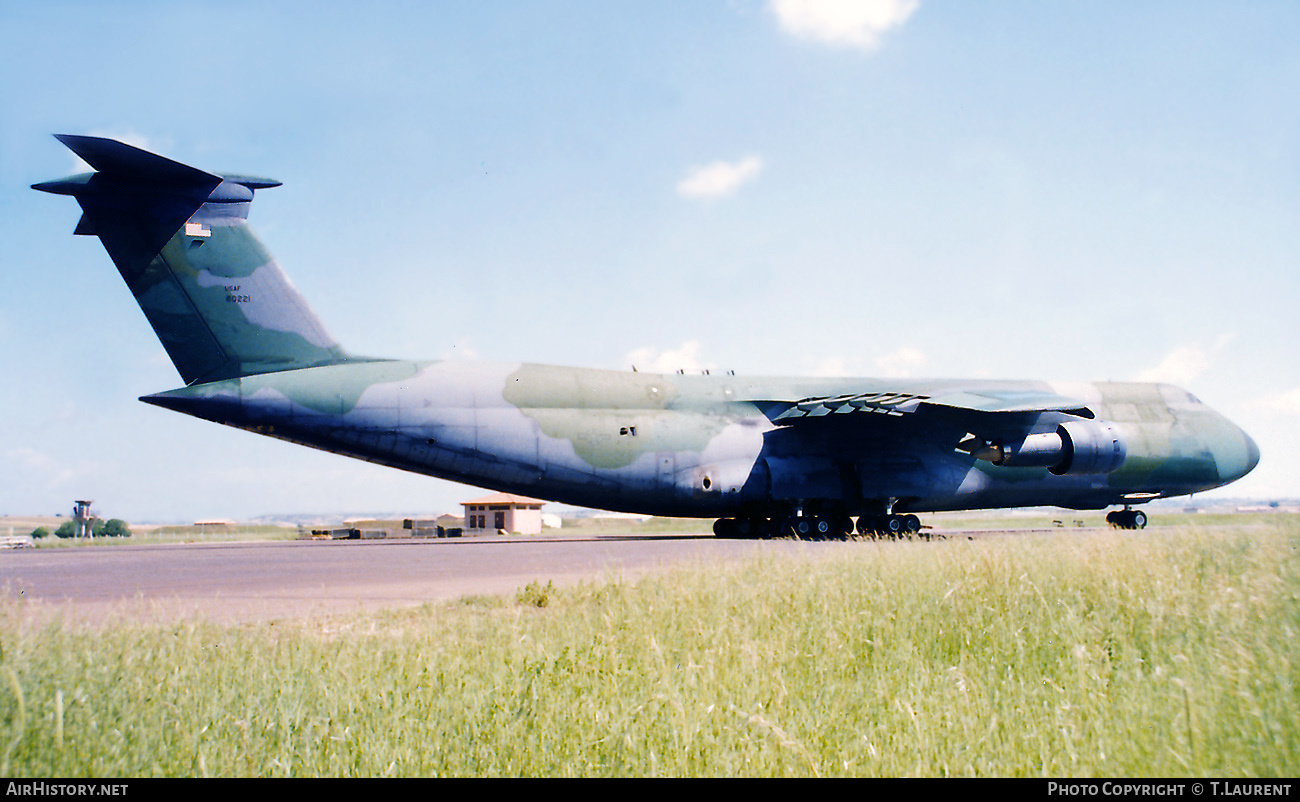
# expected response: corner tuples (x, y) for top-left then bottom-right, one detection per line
(54, 134), (220, 187)
(32, 137), (280, 198)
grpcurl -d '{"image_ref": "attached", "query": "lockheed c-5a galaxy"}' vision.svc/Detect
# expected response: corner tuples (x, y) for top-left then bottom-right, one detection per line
(34, 136), (1260, 538)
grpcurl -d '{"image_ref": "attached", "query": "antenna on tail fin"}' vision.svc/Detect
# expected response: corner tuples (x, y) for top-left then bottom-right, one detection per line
(34, 135), (369, 385)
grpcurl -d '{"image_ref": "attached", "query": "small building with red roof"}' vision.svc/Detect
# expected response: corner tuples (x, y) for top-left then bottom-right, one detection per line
(461, 493), (546, 535)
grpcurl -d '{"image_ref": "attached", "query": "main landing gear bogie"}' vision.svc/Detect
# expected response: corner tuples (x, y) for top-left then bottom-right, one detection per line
(713, 515), (847, 540)
(855, 513), (924, 540)
(713, 513), (927, 541)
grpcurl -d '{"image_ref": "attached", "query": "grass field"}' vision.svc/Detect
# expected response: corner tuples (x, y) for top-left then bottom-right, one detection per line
(1, 517), (1295, 777)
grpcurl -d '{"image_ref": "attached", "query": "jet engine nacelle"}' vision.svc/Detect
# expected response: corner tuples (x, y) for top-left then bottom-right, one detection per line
(974, 421), (1126, 475)
(1052, 420), (1126, 475)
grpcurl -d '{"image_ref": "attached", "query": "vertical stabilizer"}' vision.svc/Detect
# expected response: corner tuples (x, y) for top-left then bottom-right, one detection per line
(34, 135), (362, 384)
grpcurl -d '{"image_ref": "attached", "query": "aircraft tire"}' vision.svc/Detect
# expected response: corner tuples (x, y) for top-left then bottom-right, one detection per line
(722, 517), (766, 539)
(883, 515), (904, 538)
(1131, 510), (1148, 529)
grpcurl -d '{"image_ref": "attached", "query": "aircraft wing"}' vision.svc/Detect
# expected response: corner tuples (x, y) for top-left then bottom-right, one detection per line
(922, 389), (1095, 418)
(757, 391), (929, 422)
(756, 387), (1095, 424)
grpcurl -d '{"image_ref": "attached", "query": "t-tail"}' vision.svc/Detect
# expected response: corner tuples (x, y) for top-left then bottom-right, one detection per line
(33, 135), (369, 385)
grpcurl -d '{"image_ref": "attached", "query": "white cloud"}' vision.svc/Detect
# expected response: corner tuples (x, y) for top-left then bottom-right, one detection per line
(875, 345), (926, 377)
(87, 128), (157, 151)
(806, 346), (927, 378)
(676, 156), (763, 200)
(770, 0), (920, 50)
(1134, 346), (1210, 385)
(1134, 335), (1233, 385)
(625, 340), (715, 374)
(1246, 387), (1300, 417)
(4, 446), (93, 489)
(809, 356), (853, 377)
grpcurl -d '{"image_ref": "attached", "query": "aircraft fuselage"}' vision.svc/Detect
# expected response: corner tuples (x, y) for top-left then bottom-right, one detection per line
(144, 359), (1260, 519)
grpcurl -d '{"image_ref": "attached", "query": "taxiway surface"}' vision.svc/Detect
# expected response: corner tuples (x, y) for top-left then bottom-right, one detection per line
(0, 534), (813, 625)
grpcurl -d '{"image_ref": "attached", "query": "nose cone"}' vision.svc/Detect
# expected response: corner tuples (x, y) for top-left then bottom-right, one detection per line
(1241, 429), (1261, 478)
(1217, 424), (1261, 485)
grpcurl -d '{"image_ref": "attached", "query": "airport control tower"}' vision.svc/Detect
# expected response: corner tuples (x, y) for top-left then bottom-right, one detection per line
(73, 500), (93, 539)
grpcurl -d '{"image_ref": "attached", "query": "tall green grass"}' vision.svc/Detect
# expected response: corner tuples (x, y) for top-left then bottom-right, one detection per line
(1, 519), (1296, 777)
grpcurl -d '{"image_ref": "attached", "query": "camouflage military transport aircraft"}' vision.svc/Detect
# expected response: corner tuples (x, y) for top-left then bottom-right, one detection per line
(34, 135), (1260, 537)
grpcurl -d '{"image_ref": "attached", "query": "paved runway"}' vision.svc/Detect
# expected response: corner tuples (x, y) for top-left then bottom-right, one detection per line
(0, 534), (819, 626)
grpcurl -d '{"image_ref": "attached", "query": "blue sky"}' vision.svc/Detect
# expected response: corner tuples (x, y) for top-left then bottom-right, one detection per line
(2, 1), (1297, 522)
